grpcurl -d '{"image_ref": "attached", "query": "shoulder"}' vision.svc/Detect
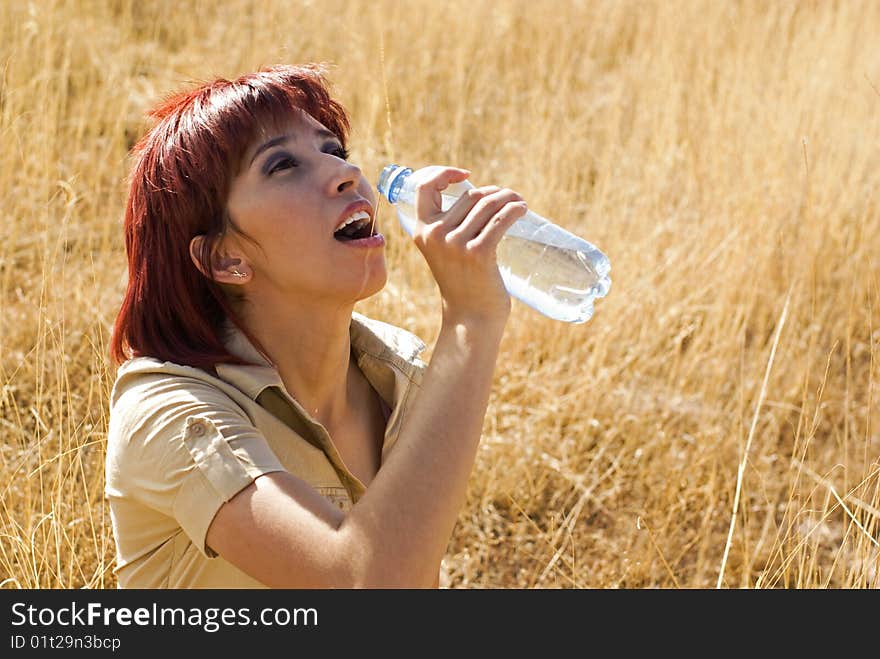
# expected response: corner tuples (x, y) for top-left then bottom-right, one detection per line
(112, 356), (225, 395)
(110, 357), (246, 417)
(105, 357), (282, 516)
(350, 312), (427, 377)
(107, 357), (258, 461)
(106, 357), (285, 560)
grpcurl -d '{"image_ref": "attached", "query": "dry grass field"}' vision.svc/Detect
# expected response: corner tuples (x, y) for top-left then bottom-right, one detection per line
(1, 0), (878, 589)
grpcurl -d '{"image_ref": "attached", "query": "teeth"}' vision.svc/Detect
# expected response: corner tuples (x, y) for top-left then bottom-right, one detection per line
(335, 210), (370, 233)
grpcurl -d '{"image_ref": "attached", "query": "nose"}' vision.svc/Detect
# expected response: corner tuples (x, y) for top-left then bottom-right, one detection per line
(328, 158), (362, 195)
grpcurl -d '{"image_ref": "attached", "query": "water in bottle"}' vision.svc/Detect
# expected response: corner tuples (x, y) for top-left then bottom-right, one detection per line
(376, 164), (611, 324)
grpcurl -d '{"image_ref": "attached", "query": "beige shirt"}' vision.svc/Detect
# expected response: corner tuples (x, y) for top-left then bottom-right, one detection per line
(105, 312), (427, 588)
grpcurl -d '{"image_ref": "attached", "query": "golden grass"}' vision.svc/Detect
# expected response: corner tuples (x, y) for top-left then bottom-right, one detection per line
(1, 0), (878, 588)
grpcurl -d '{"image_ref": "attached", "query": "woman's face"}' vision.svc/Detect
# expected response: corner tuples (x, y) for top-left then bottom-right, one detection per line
(224, 109), (386, 307)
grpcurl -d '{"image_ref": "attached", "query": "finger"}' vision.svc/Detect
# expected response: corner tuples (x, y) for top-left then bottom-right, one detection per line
(446, 189), (525, 242)
(435, 185), (503, 231)
(411, 166), (471, 223)
(466, 201), (529, 252)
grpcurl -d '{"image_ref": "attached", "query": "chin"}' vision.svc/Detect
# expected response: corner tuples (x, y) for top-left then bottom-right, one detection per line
(357, 268), (388, 301)
(340, 257), (387, 303)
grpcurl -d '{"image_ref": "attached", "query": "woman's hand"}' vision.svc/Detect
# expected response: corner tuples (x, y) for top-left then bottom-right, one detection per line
(407, 166), (528, 324)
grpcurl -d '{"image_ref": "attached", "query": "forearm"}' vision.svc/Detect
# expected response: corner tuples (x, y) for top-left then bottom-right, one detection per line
(339, 312), (506, 586)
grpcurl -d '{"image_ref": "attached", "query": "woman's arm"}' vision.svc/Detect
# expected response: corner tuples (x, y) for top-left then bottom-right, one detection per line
(206, 167), (527, 587)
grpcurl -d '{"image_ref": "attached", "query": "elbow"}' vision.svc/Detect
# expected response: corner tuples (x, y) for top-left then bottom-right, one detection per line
(337, 524), (440, 589)
(351, 566), (439, 589)
(258, 525), (438, 589)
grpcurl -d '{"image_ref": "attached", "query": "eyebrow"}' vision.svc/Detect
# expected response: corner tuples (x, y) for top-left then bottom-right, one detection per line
(249, 128), (341, 167)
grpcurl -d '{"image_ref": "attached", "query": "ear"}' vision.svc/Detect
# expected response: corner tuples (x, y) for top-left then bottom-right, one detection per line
(189, 235), (252, 284)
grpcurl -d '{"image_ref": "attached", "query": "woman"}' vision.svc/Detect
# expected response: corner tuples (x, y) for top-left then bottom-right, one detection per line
(106, 64), (527, 588)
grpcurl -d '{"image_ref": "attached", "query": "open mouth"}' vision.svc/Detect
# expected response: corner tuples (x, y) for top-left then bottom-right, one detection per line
(333, 210), (375, 242)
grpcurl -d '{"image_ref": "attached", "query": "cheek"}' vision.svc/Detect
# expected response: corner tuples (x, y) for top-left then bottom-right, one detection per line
(225, 177), (261, 226)
(233, 195), (312, 246)
(358, 178), (376, 206)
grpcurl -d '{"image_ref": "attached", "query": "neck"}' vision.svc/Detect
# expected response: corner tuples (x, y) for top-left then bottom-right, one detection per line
(238, 296), (356, 429)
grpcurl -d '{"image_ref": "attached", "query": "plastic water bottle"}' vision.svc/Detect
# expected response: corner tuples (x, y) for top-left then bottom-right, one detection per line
(377, 164), (611, 324)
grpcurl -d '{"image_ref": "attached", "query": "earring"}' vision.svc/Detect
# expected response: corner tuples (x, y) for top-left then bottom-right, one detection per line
(231, 270), (248, 279)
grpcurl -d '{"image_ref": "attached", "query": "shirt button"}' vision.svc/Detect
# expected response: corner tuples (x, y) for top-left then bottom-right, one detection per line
(190, 420), (206, 437)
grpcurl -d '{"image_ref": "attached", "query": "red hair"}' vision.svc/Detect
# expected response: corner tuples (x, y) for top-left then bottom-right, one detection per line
(110, 64), (350, 371)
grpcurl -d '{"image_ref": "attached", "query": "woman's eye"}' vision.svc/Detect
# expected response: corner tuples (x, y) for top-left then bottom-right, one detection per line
(267, 156), (297, 174)
(330, 145), (350, 160)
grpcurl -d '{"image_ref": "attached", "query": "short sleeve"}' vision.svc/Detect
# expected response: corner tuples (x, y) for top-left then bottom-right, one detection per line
(106, 373), (286, 558)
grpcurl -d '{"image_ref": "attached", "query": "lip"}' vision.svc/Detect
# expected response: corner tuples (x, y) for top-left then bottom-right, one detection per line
(338, 232), (386, 250)
(335, 199), (375, 235)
